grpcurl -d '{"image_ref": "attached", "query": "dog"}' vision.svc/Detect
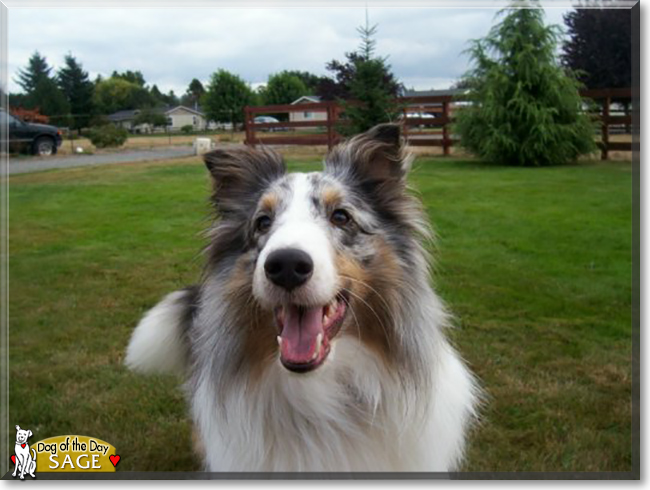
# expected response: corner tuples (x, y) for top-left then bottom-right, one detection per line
(13, 425), (36, 479)
(126, 123), (479, 472)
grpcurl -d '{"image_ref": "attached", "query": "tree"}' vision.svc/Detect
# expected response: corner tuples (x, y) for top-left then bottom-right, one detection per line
(202, 69), (254, 125)
(264, 71), (308, 106)
(15, 52), (52, 95)
(30, 77), (71, 127)
(57, 54), (95, 130)
(133, 109), (168, 130)
(334, 20), (402, 135)
(561, 4), (631, 90)
(185, 78), (205, 109)
(282, 70), (323, 93)
(454, 3), (596, 166)
(111, 70), (147, 87)
(316, 25), (402, 102)
(93, 77), (154, 114)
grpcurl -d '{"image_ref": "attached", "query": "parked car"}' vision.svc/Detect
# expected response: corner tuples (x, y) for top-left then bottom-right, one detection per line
(253, 116), (284, 132)
(1, 109), (63, 156)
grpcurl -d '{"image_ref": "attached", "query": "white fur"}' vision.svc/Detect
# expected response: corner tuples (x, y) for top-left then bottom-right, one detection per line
(253, 173), (338, 308)
(125, 290), (188, 375)
(192, 332), (477, 471)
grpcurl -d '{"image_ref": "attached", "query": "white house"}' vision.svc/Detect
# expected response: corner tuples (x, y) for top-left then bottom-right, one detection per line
(107, 105), (209, 133)
(165, 106), (208, 131)
(289, 96), (328, 125)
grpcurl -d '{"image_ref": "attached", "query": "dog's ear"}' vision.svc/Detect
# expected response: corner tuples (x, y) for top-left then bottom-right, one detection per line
(15, 425), (20, 431)
(27, 430), (32, 438)
(325, 123), (410, 203)
(203, 147), (286, 217)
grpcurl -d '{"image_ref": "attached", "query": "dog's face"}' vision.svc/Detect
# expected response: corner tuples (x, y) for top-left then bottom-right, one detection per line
(15, 426), (32, 444)
(204, 124), (420, 374)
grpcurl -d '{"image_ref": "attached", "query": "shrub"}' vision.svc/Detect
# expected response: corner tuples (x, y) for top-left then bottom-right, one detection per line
(180, 124), (194, 134)
(454, 2), (597, 166)
(87, 124), (128, 149)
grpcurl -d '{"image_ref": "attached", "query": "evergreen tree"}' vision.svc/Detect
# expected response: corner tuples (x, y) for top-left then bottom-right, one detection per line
(15, 51), (52, 94)
(454, 2), (596, 166)
(337, 19), (402, 135)
(202, 69), (254, 125)
(185, 78), (205, 109)
(57, 54), (95, 130)
(561, 4), (631, 90)
(31, 77), (71, 126)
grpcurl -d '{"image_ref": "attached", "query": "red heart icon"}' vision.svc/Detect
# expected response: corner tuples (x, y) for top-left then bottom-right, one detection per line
(11, 455), (15, 465)
(21, 444), (26, 448)
(109, 454), (120, 467)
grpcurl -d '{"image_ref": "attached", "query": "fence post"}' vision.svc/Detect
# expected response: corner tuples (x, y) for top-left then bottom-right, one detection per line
(402, 106), (409, 141)
(244, 106), (253, 147)
(601, 97), (610, 161)
(326, 103), (332, 150)
(442, 100), (450, 156)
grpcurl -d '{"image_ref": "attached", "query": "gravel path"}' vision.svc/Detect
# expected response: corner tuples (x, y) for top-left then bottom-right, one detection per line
(8, 146), (198, 175)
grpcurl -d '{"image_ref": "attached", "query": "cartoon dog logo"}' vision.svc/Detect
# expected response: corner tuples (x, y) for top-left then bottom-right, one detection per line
(12, 425), (36, 479)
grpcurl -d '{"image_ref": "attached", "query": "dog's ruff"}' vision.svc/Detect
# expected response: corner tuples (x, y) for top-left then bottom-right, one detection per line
(126, 124), (479, 472)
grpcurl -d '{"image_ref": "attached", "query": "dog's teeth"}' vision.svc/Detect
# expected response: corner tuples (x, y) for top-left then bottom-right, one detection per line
(277, 336), (282, 347)
(315, 333), (323, 353)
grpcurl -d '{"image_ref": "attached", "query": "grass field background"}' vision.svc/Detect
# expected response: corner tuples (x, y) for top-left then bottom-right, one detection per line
(8, 154), (632, 472)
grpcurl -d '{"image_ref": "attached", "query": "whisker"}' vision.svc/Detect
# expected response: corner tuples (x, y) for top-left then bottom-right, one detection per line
(340, 287), (393, 352)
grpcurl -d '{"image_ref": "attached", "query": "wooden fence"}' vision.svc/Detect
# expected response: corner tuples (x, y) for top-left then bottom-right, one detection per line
(244, 88), (635, 159)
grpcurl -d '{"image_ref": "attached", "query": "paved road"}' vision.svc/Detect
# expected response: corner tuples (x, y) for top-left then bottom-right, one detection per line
(8, 146), (197, 175)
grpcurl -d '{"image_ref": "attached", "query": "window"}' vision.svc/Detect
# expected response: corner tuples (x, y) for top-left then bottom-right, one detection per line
(193, 116), (197, 126)
(304, 112), (312, 119)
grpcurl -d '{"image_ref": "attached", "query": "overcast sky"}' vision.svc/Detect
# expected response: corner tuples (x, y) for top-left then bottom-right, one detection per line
(7, 7), (573, 96)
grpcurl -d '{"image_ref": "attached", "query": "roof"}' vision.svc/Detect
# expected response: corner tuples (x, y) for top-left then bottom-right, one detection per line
(291, 95), (322, 105)
(165, 105), (205, 117)
(107, 109), (141, 122)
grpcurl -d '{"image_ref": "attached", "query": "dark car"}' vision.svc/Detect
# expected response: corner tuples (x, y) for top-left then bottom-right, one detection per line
(1, 109), (63, 156)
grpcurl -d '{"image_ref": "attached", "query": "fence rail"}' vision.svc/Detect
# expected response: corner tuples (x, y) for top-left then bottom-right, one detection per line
(244, 88), (635, 159)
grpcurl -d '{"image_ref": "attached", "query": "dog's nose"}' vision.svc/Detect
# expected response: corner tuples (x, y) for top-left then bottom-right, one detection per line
(264, 248), (313, 291)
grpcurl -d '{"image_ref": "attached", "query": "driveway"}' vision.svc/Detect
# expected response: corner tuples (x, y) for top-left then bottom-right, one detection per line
(7, 146), (197, 175)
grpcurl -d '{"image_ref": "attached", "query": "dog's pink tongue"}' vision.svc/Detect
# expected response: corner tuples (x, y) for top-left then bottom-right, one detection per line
(280, 305), (324, 364)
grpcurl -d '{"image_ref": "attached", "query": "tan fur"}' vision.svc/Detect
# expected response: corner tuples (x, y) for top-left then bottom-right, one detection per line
(322, 186), (342, 210)
(335, 242), (403, 364)
(259, 192), (279, 212)
(225, 255), (276, 382)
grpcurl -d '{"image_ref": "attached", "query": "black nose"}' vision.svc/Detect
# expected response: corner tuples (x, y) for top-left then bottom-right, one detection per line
(264, 248), (314, 291)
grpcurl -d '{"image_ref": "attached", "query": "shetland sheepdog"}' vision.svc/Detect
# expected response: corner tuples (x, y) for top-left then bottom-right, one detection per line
(125, 123), (479, 472)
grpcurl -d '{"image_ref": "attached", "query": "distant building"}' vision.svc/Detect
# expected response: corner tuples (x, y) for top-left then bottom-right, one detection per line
(289, 96), (328, 126)
(107, 105), (209, 133)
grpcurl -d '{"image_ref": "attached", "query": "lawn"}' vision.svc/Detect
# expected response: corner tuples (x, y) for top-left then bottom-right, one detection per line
(8, 154), (632, 473)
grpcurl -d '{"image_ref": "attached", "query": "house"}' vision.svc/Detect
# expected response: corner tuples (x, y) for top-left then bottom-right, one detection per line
(289, 96), (328, 126)
(165, 105), (208, 131)
(107, 105), (209, 133)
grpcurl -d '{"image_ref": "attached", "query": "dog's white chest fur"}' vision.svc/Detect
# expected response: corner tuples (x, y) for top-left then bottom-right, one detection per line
(191, 338), (476, 472)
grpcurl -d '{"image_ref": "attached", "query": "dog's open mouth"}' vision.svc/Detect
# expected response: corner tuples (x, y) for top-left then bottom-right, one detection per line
(275, 291), (349, 373)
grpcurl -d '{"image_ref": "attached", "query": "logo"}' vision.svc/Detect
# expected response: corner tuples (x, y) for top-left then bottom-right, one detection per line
(12, 425), (37, 480)
(10, 426), (120, 475)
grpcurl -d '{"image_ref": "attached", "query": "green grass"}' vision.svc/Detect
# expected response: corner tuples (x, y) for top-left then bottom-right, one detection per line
(8, 155), (632, 472)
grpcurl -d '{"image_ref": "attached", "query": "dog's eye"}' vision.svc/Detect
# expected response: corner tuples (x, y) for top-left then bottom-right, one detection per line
(255, 215), (273, 234)
(330, 209), (351, 227)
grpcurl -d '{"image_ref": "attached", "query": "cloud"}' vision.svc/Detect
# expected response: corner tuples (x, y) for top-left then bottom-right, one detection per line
(7, 6), (572, 95)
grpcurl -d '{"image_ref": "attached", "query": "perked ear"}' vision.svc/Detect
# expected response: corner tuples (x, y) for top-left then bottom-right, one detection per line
(27, 430), (32, 438)
(325, 123), (409, 185)
(203, 146), (286, 216)
(15, 425), (20, 431)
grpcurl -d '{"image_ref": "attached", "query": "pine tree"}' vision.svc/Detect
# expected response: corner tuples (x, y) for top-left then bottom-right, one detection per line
(57, 54), (95, 130)
(337, 17), (402, 136)
(15, 51), (52, 94)
(454, 2), (597, 166)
